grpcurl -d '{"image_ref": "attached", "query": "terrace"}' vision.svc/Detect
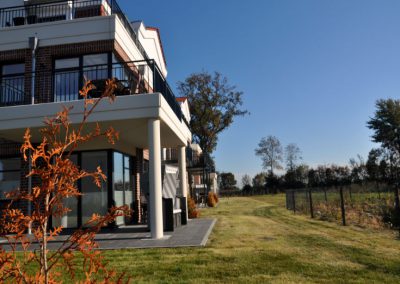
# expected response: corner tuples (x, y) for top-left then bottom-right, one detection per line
(0, 0), (149, 57)
(0, 59), (187, 126)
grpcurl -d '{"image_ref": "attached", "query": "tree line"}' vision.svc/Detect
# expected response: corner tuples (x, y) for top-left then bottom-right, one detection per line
(218, 99), (400, 213)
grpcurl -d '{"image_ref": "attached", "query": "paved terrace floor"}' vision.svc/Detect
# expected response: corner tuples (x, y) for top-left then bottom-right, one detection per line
(1, 218), (216, 251)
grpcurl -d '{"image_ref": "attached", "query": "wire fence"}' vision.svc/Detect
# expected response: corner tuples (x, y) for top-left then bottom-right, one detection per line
(219, 188), (267, 197)
(286, 183), (399, 229)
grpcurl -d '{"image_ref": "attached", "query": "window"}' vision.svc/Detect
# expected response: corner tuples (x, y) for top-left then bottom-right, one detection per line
(1, 63), (25, 106)
(0, 158), (20, 199)
(54, 58), (79, 102)
(113, 152), (134, 225)
(55, 58), (79, 70)
(81, 151), (108, 225)
(52, 155), (78, 228)
(54, 53), (110, 102)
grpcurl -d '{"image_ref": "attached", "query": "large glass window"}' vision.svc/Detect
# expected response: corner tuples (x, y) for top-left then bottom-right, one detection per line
(52, 155), (78, 228)
(124, 155), (133, 213)
(81, 151), (108, 225)
(113, 152), (134, 226)
(0, 158), (20, 199)
(83, 53), (108, 81)
(54, 58), (79, 102)
(1, 63), (25, 106)
(113, 152), (124, 226)
(54, 53), (109, 102)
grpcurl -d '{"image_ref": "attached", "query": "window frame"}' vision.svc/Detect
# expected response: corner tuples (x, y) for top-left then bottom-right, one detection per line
(53, 52), (113, 102)
(0, 157), (21, 200)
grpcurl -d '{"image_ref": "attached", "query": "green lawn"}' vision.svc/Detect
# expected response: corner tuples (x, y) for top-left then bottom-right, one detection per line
(72, 195), (400, 283)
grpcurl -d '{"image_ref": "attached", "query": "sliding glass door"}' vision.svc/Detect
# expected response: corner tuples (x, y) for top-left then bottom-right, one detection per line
(113, 152), (134, 226)
(50, 150), (135, 228)
(81, 151), (108, 225)
(53, 155), (78, 228)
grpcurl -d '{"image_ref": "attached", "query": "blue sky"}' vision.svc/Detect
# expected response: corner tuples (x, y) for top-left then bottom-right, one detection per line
(119, 0), (400, 180)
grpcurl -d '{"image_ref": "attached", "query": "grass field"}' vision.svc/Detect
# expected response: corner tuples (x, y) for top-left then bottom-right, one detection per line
(66, 195), (400, 283)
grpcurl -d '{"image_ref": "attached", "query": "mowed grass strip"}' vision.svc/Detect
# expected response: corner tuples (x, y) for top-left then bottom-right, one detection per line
(56, 195), (400, 283)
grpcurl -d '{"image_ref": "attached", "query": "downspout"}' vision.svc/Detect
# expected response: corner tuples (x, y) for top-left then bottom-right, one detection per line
(29, 36), (39, 105)
(27, 149), (32, 235)
(28, 37), (39, 234)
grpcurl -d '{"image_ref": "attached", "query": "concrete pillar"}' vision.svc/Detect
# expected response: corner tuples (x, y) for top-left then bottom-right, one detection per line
(148, 119), (164, 239)
(148, 119), (163, 239)
(178, 146), (188, 220)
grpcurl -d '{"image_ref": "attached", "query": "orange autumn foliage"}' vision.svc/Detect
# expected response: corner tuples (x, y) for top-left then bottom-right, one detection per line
(207, 192), (218, 207)
(188, 197), (200, 219)
(0, 79), (131, 283)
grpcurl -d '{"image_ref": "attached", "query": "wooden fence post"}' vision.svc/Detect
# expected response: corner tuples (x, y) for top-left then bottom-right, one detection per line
(292, 190), (296, 214)
(309, 188), (314, 218)
(339, 186), (346, 226)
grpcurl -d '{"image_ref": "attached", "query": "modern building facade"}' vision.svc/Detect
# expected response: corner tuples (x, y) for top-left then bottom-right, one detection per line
(0, 0), (191, 239)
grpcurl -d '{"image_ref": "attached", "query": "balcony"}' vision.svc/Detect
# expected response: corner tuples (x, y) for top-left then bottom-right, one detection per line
(0, 59), (188, 126)
(0, 0), (149, 59)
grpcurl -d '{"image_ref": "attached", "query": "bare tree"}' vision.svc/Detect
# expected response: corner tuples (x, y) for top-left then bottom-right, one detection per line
(285, 143), (302, 171)
(255, 136), (283, 175)
(349, 154), (367, 184)
(241, 174), (252, 188)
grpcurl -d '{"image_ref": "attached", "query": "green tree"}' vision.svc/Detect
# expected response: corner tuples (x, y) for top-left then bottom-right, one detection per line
(255, 136), (283, 175)
(349, 154), (367, 184)
(285, 164), (309, 189)
(177, 71), (248, 154)
(367, 99), (400, 212)
(219, 172), (237, 190)
(252, 172), (266, 188)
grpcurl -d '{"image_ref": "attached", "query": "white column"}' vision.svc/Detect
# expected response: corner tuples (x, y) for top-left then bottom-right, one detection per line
(148, 119), (163, 239)
(178, 146), (188, 220)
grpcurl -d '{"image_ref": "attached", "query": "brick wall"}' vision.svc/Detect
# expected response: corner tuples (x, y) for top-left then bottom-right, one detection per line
(0, 39), (153, 104)
(34, 40), (115, 103)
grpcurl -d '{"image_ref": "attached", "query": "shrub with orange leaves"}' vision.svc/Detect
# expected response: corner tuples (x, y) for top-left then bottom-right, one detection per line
(207, 192), (219, 207)
(188, 197), (200, 219)
(0, 79), (131, 283)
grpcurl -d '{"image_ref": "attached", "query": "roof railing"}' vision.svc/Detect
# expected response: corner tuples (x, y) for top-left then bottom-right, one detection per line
(0, 0), (149, 60)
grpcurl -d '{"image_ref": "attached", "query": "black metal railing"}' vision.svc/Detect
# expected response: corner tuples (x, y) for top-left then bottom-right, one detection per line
(0, 74), (25, 106)
(0, 0), (149, 60)
(0, 0), (108, 27)
(109, 0), (150, 60)
(0, 60), (186, 125)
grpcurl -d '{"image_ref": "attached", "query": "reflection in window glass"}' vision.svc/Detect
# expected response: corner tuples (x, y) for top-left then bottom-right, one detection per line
(54, 71), (79, 102)
(83, 54), (108, 66)
(83, 53), (108, 81)
(113, 152), (124, 226)
(81, 152), (108, 225)
(1, 64), (25, 105)
(113, 152), (134, 225)
(54, 58), (79, 102)
(2, 64), (25, 75)
(53, 155), (78, 228)
(0, 158), (20, 199)
(55, 58), (79, 70)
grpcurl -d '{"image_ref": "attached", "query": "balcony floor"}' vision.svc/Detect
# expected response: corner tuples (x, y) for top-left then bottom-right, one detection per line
(0, 93), (191, 151)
